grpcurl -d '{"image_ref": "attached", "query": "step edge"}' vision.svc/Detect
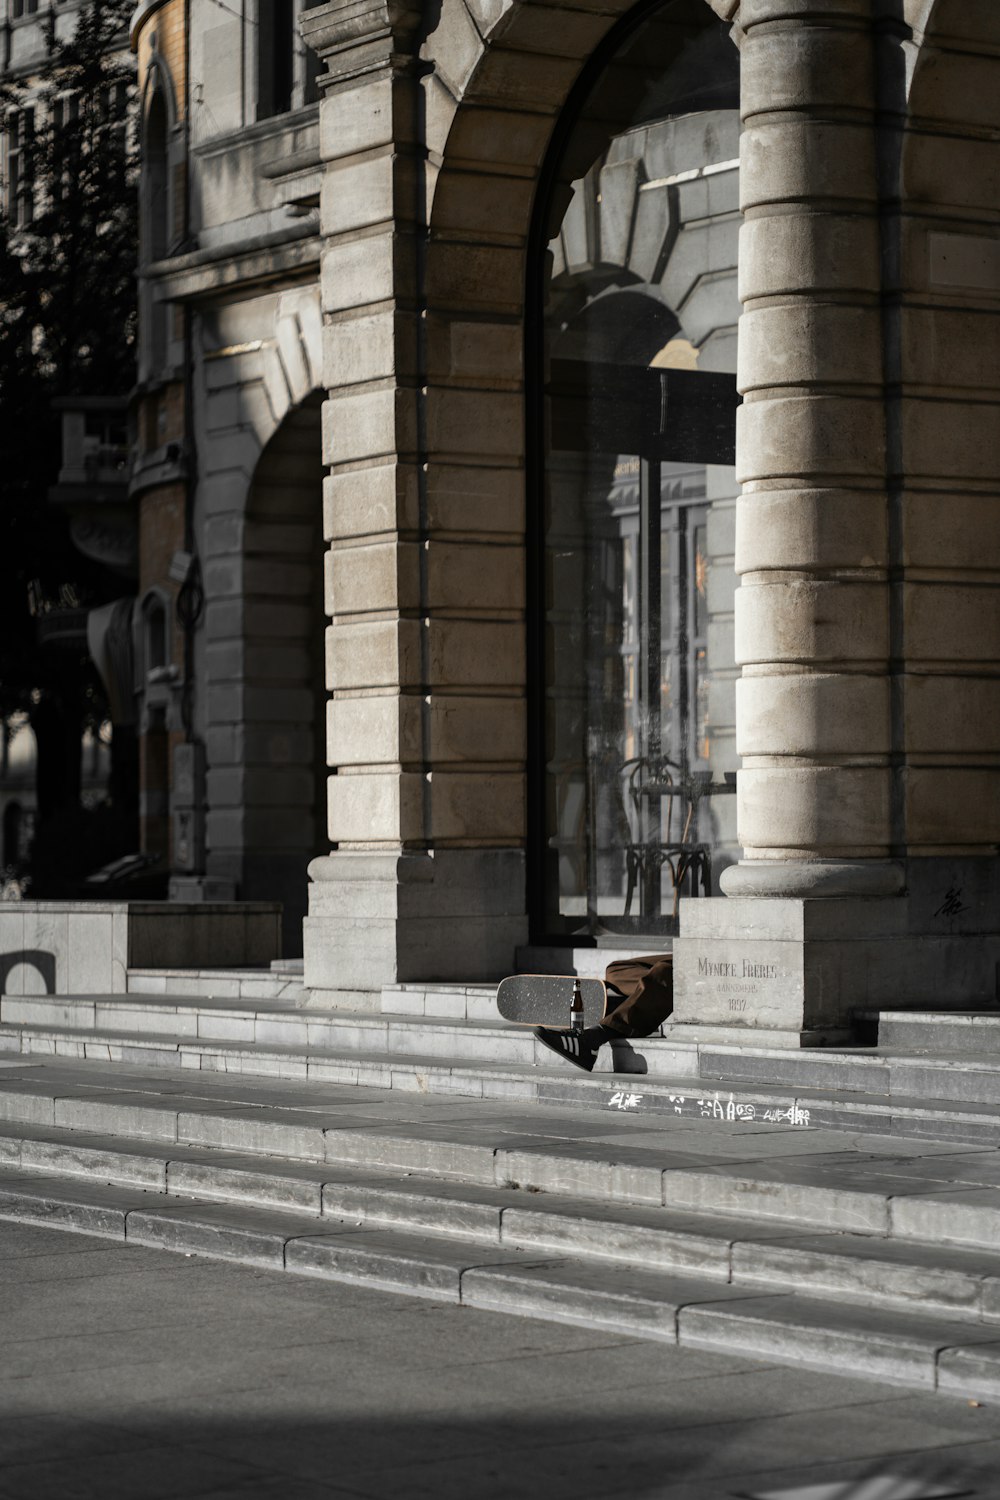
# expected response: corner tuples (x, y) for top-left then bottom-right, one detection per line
(2, 1173), (1000, 1395)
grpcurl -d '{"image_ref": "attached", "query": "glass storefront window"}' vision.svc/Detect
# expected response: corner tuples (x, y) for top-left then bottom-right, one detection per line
(536, 0), (740, 940)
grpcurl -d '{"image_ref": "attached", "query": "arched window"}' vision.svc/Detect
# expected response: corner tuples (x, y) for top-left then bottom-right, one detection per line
(142, 87), (169, 265)
(533, 0), (740, 941)
(138, 589), (170, 683)
(141, 84), (171, 375)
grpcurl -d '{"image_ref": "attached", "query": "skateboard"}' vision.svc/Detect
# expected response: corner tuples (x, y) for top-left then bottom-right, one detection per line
(496, 974), (607, 1029)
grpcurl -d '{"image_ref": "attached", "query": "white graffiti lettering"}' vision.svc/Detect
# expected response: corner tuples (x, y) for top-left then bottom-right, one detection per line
(608, 1090), (644, 1112)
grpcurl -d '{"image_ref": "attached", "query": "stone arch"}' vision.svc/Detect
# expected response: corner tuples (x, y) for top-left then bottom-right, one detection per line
(196, 285), (324, 950)
(903, 0), (1000, 60)
(298, 0), (755, 997)
(419, 0), (745, 547)
(904, 0), (1000, 125)
(138, 26), (182, 127)
(425, 0), (741, 231)
(203, 390), (327, 956)
(268, 289), (325, 430)
(422, 0), (744, 429)
(420, 0), (743, 872)
(140, 46), (180, 132)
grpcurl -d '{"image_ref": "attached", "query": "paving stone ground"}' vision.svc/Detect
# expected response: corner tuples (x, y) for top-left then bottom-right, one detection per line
(4, 1220), (1000, 1500)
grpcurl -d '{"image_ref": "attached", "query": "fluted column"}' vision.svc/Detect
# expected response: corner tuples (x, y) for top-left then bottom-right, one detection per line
(722, 0), (902, 900)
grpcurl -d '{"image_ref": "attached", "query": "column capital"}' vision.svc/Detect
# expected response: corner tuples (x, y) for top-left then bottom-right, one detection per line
(301, 0), (423, 86)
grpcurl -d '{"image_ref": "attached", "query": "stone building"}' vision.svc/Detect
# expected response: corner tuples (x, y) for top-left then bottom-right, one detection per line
(129, 0), (326, 953)
(124, 0), (999, 1042)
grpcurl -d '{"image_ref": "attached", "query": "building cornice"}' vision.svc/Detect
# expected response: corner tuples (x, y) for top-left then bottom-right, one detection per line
(147, 226), (322, 303)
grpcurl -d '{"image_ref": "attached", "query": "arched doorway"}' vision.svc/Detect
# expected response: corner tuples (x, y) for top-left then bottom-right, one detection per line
(205, 393), (327, 956)
(301, 0), (748, 993)
(532, 0), (741, 942)
(242, 392), (326, 954)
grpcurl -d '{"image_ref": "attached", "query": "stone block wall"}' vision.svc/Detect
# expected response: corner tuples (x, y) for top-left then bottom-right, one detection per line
(293, 0), (1000, 1005)
(195, 290), (327, 953)
(0, 902), (280, 996)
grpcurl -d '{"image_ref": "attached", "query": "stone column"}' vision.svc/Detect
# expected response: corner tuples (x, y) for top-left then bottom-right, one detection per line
(300, 0), (527, 1004)
(674, 0), (1000, 1043)
(728, 0), (895, 899)
(673, 0), (900, 1042)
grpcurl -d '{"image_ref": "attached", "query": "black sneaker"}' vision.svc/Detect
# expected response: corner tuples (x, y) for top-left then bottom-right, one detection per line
(533, 1026), (599, 1072)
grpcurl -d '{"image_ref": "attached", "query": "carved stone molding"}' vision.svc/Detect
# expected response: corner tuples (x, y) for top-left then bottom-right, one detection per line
(301, 0), (424, 84)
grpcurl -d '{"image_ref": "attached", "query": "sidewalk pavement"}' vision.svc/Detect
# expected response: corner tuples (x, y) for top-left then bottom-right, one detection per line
(3, 1219), (1000, 1500)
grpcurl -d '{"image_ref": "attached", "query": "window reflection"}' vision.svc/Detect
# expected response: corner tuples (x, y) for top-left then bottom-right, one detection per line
(539, 0), (740, 938)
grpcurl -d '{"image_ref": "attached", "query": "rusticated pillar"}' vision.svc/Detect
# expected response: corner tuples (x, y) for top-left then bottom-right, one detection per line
(300, 0), (528, 1003)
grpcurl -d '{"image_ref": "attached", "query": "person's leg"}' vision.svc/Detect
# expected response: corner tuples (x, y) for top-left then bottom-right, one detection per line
(602, 954), (674, 1038)
(534, 953), (673, 1070)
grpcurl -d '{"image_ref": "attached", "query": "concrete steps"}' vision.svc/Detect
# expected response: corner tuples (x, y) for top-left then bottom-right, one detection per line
(127, 966), (308, 1004)
(6, 993), (1000, 1148)
(0, 993), (513, 1052)
(876, 1011), (1000, 1054)
(3, 1111), (1000, 1316)
(3, 1057), (1000, 1395)
(124, 969), (501, 1021)
(697, 1041), (1000, 1109)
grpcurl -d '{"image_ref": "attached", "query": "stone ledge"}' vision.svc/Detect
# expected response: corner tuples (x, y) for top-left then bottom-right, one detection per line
(0, 902), (281, 996)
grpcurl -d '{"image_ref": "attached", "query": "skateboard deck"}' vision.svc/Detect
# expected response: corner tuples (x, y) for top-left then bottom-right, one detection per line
(496, 974), (607, 1028)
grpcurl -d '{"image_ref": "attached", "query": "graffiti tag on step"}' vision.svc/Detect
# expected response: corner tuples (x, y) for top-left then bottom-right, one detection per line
(611, 1090), (811, 1126)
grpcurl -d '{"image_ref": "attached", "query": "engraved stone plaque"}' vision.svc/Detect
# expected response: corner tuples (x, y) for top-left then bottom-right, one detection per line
(673, 936), (804, 1029)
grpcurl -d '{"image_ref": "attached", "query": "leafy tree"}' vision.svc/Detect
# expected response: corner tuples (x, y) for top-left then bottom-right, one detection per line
(0, 0), (138, 883)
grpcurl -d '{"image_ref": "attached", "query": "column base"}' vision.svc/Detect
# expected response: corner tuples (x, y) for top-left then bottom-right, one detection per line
(720, 859), (905, 899)
(303, 849), (528, 1004)
(674, 885), (1000, 1041)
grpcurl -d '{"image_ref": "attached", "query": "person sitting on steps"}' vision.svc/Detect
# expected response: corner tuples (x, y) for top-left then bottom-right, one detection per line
(534, 953), (674, 1073)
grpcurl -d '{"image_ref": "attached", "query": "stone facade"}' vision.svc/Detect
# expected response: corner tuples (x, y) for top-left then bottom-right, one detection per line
(117, 0), (999, 1031)
(131, 0), (328, 952)
(678, 0), (1000, 1036)
(0, 899), (280, 993)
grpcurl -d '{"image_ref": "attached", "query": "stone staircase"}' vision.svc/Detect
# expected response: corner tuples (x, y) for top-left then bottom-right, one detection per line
(4, 978), (1000, 1145)
(3, 973), (1000, 1397)
(127, 960), (307, 1004)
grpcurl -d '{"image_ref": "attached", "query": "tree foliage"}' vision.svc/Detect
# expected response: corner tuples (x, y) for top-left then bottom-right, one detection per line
(0, 0), (137, 851)
(1, 0), (137, 388)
